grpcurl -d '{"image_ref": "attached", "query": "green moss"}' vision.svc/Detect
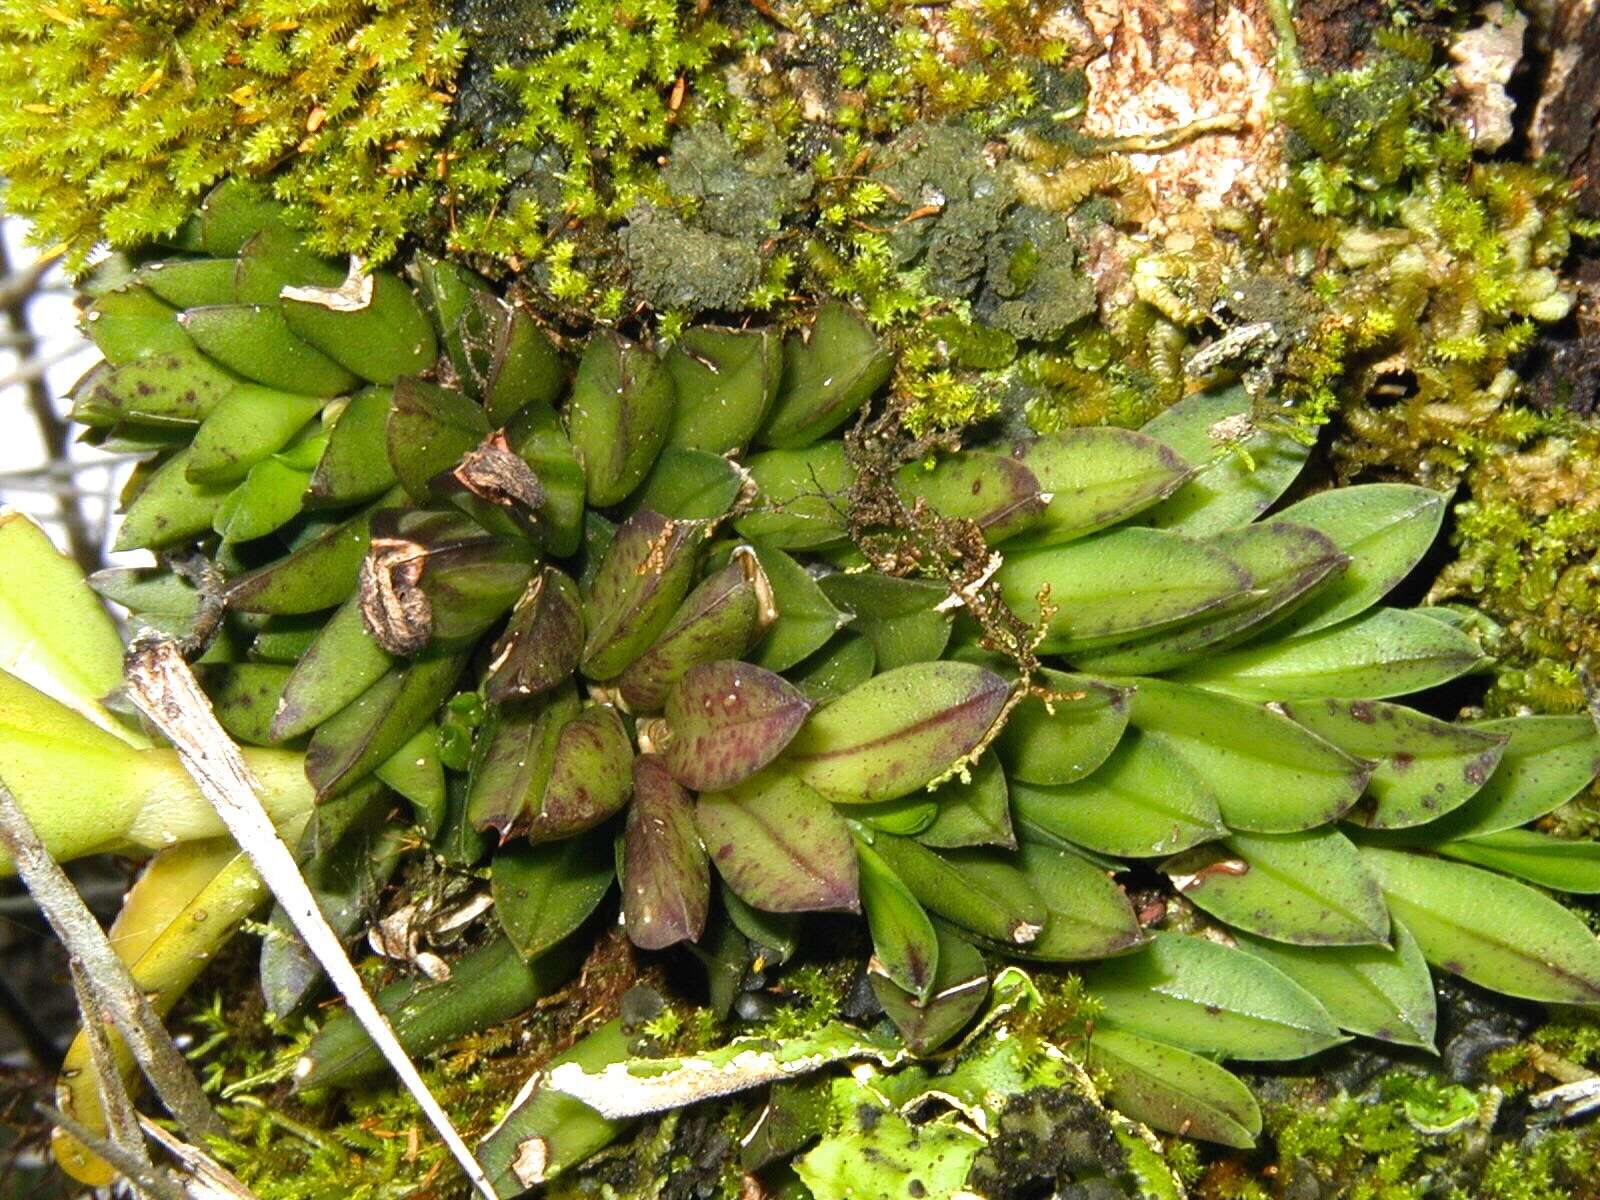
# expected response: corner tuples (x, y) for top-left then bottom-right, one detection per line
(0, 0), (466, 269)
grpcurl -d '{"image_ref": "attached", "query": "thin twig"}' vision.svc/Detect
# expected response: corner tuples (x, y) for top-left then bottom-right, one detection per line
(0, 778), (225, 1145)
(68, 961), (154, 1182)
(35, 1106), (189, 1200)
(121, 637), (500, 1200)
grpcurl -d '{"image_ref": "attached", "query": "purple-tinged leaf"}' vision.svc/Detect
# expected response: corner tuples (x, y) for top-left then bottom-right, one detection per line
(696, 770), (859, 914)
(623, 755), (710, 950)
(526, 704), (634, 843)
(486, 567), (585, 704)
(664, 660), (812, 793)
(581, 508), (701, 680)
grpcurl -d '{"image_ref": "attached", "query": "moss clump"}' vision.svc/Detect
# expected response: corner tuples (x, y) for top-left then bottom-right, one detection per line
(0, 0), (467, 268)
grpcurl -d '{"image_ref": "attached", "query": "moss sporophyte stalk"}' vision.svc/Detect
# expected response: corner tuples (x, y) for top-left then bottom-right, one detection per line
(4, 0), (1600, 1197)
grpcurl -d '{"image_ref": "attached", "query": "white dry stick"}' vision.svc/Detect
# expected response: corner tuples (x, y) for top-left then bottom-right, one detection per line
(37, 1106), (189, 1200)
(67, 961), (155, 1180)
(122, 637), (500, 1200)
(0, 778), (224, 1144)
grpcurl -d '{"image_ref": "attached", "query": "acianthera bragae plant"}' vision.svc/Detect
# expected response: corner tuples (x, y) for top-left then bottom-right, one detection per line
(5, 180), (1600, 1196)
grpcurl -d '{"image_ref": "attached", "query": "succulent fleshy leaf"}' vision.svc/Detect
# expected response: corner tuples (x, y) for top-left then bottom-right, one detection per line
(387, 376), (491, 502)
(1434, 829), (1600, 893)
(526, 704), (635, 843)
(1008, 839), (1143, 961)
(1279, 698), (1508, 829)
(892, 450), (1047, 544)
(467, 684), (582, 839)
(665, 326), (781, 454)
(1083, 932), (1344, 1060)
(760, 301), (890, 448)
(623, 755), (711, 950)
(663, 660), (811, 792)
(1266, 483), (1449, 637)
(785, 661), (1010, 803)
(486, 567), (585, 704)
(630, 446), (744, 521)
(916, 754), (1015, 849)
(1169, 607), (1487, 700)
(695, 770), (860, 913)
(785, 632), (878, 703)
(817, 571), (953, 671)
(1138, 385), (1311, 535)
(870, 922), (989, 1055)
(179, 303), (359, 396)
(567, 333), (675, 506)
(618, 550), (771, 713)
(867, 835), (1046, 947)
(1074, 522), (1348, 674)
(995, 671), (1131, 786)
(1008, 729), (1226, 858)
(1412, 714), (1600, 839)
(226, 489), (402, 614)
(273, 594), (393, 741)
(1164, 828), (1391, 946)
(734, 441), (858, 549)
(855, 834), (940, 999)
(1361, 846), (1600, 1005)
(188, 385), (323, 485)
(581, 508), (701, 680)
(304, 650), (466, 798)
(1232, 921), (1437, 1049)
(279, 268), (438, 385)
(998, 527), (1252, 652)
(1010, 426), (1194, 547)
(1087, 1028), (1262, 1148)
(492, 833), (615, 961)
(746, 540), (851, 671)
(1126, 679), (1371, 832)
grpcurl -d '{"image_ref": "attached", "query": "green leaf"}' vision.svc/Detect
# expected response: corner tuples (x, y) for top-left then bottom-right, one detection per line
(893, 450), (1046, 543)
(1266, 483), (1449, 636)
(855, 834), (940, 998)
(527, 703), (634, 843)
(1164, 828), (1390, 946)
(386, 376), (489, 502)
(785, 661), (1011, 803)
(1010, 839), (1144, 961)
(581, 509), (701, 680)
(1082, 932), (1344, 1060)
(630, 446), (744, 521)
(566, 333), (675, 506)
(1437, 830), (1600, 893)
(761, 301), (892, 448)
(467, 685), (581, 839)
(1413, 715), (1600, 840)
(492, 834), (615, 961)
(995, 670), (1131, 785)
(617, 552), (768, 713)
(273, 594), (393, 742)
(871, 923), (989, 1054)
(303, 652), (466, 799)
(1125, 679), (1369, 832)
(784, 632), (878, 703)
(225, 489), (400, 615)
(998, 527), (1251, 652)
(1011, 426), (1193, 547)
(734, 441), (857, 549)
(917, 754), (1015, 849)
(866, 835), (1047, 949)
(1138, 385), (1310, 535)
(179, 303), (359, 397)
(622, 755), (710, 950)
(664, 660), (812, 792)
(747, 541), (851, 671)
(1232, 921), (1437, 1049)
(697, 770), (859, 913)
(664, 326), (781, 454)
(485, 567), (585, 705)
(279, 269), (437, 385)
(1009, 729), (1226, 857)
(1280, 698), (1508, 830)
(1361, 846), (1600, 1005)
(1072, 522), (1347, 674)
(374, 723), (446, 836)
(1085, 1028), (1262, 1148)
(1168, 608), (1486, 700)
(818, 571), (952, 670)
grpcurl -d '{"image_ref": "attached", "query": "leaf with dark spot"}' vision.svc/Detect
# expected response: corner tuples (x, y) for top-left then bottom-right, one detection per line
(664, 660), (811, 792)
(526, 704), (634, 843)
